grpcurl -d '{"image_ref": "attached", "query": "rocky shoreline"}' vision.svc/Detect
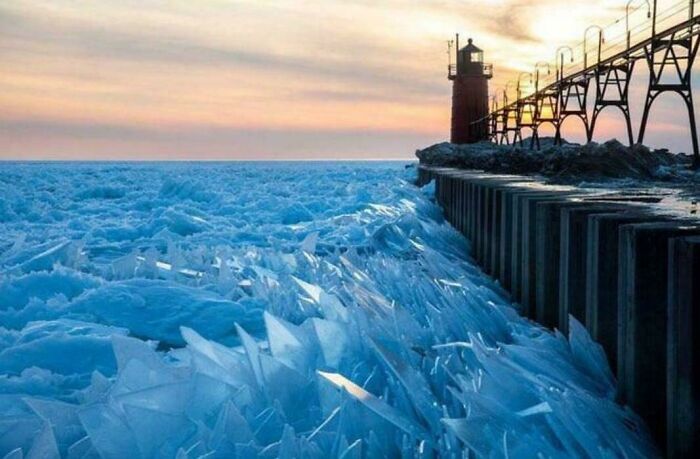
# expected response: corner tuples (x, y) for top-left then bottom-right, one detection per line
(416, 139), (698, 184)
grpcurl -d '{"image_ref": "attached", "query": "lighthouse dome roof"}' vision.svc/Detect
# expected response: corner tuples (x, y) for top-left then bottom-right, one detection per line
(461, 38), (482, 53)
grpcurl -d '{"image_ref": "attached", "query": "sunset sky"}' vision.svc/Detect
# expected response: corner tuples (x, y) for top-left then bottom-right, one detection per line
(0, 0), (694, 159)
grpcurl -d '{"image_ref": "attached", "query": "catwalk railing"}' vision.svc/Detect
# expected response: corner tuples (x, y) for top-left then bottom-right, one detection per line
(482, 0), (700, 167)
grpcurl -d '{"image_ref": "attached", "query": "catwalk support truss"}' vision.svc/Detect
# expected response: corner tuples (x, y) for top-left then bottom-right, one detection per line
(486, 0), (700, 167)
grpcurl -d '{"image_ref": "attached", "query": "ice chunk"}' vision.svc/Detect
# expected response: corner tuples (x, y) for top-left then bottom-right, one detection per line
(0, 233), (26, 263)
(16, 240), (72, 274)
(186, 373), (240, 422)
(79, 371), (112, 404)
(300, 232), (319, 253)
(110, 252), (138, 280)
(252, 265), (279, 281)
(338, 439), (362, 459)
(264, 312), (316, 374)
(110, 334), (163, 373)
(158, 177), (216, 203)
(281, 204), (313, 224)
(180, 327), (255, 388)
(516, 402), (552, 417)
(441, 418), (499, 458)
(122, 404), (194, 458)
(65, 436), (96, 459)
(158, 208), (209, 236)
(77, 403), (139, 459)
(292, 277), (348, 322)
(0, 320), (127, 377)
(277, 424), (299, 459)
(25, 399), (83, 457)
(235, 323), (263, 388)
(115, 382), (190, 416)
(568, 316), (616, 397)
(68, 281), (258, 346)
(210, 400), (255, 448)
(0, 413), (42, 457)
(258, 353), (313, 422)
(311, 319), (348, 369)
(292, 276), (322, 303)
(25, 422), (59, 459)
(2, 448), (23, 459)
(109, 359), (181, 399)
(369, 338), (441, 433)
(317, 371), (430, 441)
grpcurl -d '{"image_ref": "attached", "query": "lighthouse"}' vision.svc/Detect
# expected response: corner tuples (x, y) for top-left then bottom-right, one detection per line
(448, 36), (492, 144)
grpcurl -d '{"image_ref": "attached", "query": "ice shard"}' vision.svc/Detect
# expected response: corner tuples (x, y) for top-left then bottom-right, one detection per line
(317, 371), (430, 442)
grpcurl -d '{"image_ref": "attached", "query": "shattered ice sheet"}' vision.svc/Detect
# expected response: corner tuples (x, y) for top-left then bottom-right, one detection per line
(0, 162), (657, 458)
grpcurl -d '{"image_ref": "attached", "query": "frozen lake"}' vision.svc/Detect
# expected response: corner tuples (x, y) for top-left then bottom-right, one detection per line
(0, 162), (656, 458)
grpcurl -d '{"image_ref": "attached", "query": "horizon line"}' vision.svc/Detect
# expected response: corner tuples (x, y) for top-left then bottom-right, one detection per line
(0, 157), (417, 163)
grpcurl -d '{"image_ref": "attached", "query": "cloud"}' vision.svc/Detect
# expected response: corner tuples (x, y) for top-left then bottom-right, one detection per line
(0, 2), (441, 99)
(0, 0), (693, 159)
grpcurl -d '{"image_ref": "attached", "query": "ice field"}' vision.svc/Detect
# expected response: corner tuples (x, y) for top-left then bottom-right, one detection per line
(0, 162), (657, 458)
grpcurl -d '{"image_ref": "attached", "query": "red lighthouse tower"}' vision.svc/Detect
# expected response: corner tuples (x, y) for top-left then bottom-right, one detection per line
(448, 36), (492, 144)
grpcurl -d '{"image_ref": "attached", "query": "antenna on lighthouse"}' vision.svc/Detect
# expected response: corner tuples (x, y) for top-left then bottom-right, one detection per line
(447, 39), (454, 69)
(456, 33), (460, 70)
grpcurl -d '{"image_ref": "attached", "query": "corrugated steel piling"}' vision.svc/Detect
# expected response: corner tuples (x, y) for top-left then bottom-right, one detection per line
(667, 236), (700, 457)
(418, 165), (699, 456)
(617, 222), (700, 445)
(559, 205), (629, 330)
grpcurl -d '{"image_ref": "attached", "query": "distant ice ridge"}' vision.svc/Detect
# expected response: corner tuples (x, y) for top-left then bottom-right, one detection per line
(0, 162), (657, 458)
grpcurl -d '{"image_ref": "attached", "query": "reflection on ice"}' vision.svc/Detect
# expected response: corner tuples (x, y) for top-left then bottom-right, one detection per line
(317, 371), (431, 441)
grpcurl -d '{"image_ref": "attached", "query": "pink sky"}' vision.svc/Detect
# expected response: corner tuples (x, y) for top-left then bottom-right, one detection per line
(0, 0), (696, 159)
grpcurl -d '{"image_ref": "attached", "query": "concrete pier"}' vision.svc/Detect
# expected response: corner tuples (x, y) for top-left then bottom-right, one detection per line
(420, 165), (700, 456)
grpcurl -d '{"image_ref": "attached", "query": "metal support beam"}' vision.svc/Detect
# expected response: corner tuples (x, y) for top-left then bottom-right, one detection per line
(485, 4), (700, 162)
(556, 79), (591, 144)
(533, 90), (559, 148)
(590, 60), (637, 145)
(638, 31), (700, 167)
(502, 107), (522, 146)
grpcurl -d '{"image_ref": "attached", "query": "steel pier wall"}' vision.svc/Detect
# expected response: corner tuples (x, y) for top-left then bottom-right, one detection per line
(419, 165), (700, 457)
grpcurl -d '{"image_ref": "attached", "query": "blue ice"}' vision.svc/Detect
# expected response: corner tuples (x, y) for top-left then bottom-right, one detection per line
(0, 162), (657, 458)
